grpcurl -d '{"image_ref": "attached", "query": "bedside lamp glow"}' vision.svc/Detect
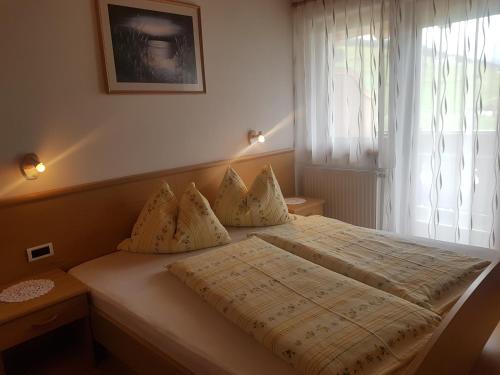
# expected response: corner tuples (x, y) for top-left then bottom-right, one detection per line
(35, 162), (46, 173)
(21, 153), (46, 180)
(248, 130), (266, 145)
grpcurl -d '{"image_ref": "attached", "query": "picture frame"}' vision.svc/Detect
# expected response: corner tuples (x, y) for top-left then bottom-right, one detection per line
(96, 0), (206, 93)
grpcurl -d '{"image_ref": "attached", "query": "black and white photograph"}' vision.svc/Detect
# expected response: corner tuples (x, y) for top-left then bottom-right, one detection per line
(98, 0), (205, 93)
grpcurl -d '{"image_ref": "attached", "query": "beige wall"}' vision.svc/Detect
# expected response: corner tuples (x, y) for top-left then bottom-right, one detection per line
(0, 0), (294, 200)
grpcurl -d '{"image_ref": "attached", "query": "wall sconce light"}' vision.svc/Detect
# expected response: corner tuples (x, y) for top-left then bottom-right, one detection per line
(248, 130), (266, 145)
(21, 153), (46, 180)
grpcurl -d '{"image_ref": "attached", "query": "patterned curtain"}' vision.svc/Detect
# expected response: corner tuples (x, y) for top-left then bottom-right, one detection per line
(293, 0), (392, 170)
(382, 0), (500, 249)
(294, 0), (500, 249)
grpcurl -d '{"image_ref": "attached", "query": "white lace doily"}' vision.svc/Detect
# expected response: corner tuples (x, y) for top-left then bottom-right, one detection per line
(0, 279), (55, 303)
(285, 197), (306, 205)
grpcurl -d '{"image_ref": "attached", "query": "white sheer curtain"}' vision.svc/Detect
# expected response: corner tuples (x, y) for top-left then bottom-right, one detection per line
(293, 0), (500, 250)
(382, 0), (500, 250)
(293, 0), (392, 170)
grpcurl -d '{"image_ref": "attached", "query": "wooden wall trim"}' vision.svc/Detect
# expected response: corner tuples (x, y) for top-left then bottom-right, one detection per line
(0, 148), (294, 208)
(0, 149), (295, 284)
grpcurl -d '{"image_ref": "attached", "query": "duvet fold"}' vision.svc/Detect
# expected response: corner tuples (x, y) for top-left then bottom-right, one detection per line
(251, 215), (490, 315)
(169, 236), (440, 375)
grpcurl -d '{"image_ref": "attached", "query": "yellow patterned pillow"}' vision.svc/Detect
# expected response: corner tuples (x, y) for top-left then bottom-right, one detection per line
(213, 165), (293, 226)
(175, 182), (231, 252)
(118, 182), (177, 252)
(118, 182), (230, 253)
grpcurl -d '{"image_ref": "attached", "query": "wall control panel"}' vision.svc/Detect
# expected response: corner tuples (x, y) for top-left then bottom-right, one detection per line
(27, 243), (54, 262)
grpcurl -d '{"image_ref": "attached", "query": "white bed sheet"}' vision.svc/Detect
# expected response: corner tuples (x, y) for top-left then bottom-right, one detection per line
(69, 227), (301, 375)
(69, 224), (498, 375)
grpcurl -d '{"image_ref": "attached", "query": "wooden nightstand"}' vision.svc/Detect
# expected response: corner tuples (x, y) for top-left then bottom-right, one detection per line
(286, 197), (325, 216)
(0, 269), (92, 375)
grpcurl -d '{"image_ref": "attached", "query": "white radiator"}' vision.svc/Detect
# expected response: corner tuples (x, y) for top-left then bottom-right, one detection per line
(302, 166), (380, 229)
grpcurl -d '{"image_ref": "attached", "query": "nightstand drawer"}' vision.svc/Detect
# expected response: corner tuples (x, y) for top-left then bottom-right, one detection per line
(0, 295), (88, 351)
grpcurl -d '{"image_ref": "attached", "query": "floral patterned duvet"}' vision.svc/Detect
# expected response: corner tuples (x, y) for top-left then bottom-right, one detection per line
(169, 236), (440, 375)
(251, 216), (490, 315)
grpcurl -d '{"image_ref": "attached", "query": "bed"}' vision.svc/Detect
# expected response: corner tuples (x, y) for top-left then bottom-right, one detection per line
(70, 227), (301, 375)
(69, 222), (500, 375)
(4, 149), (497, 375)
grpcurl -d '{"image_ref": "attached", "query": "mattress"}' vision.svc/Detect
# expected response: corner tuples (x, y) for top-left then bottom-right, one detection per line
(69, 226), (301, 375)
(69, 224), (498, 375)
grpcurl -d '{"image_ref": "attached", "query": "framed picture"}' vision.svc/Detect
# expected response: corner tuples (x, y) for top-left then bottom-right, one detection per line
(97, 0), (206, 93)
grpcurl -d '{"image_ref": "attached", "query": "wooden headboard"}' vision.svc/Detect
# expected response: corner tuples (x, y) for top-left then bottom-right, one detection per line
(0, 149), (295, 284)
